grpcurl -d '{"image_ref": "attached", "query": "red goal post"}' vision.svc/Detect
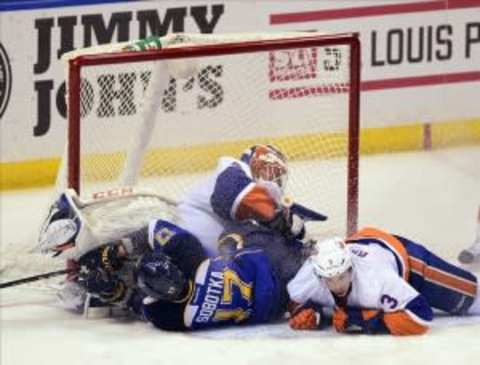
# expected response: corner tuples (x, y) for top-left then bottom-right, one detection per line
(62, 32), (361, 237)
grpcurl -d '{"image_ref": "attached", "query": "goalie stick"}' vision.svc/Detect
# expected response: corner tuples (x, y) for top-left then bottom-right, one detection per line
(290, 202), (327, 222)
(0, 269), (73, 289)
(281, 196), (328, 222)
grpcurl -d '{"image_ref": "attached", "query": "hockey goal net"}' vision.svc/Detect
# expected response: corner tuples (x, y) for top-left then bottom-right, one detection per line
(62, 32), (360, 234)
(2, 32), (361, 283)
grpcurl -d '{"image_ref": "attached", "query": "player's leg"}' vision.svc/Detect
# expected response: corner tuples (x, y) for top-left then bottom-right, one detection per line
(396, 235), (478, 315)
(176, 205), (225, 257)
(457, 206), (480, 264)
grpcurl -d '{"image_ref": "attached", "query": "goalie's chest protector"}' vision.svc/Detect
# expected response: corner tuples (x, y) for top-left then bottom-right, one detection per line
(184, 249), (281, 329)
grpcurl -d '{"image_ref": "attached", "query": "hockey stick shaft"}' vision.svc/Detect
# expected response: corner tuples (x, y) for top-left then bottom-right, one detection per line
(290, 202), (328, 221)
(282, 196), (328, 221)
(0, 269), (73, 289)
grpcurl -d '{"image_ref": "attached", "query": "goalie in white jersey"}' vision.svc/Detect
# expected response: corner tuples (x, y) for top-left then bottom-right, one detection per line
(176, 144), (304, 257)
(287, 227), (480, 336)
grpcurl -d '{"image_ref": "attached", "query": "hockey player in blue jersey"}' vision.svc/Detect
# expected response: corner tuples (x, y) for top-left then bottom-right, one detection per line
(37, 145), (309, 310)
(73, 218), (308, 331)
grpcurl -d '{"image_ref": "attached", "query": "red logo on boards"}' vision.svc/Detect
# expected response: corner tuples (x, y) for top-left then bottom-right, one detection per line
(269, 48), (318, 82)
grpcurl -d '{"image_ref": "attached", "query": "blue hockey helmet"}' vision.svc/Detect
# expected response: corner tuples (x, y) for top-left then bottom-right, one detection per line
(137, 252), (190, 302)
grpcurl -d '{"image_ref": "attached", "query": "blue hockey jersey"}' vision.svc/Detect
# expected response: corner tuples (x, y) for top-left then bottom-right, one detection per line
(141, 219), (287, 331)
(184, 248), (283, 329)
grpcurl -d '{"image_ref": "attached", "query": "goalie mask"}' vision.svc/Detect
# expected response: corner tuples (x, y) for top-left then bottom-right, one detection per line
(241, 144), (288, 191)
(137, 252), (190, 303)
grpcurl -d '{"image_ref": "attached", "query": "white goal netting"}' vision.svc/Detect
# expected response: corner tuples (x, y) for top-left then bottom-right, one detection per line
(1, 32), (360, 286)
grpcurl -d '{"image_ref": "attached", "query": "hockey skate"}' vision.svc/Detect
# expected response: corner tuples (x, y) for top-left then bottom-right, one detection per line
(458, 240), (480, 264)
(458, 208), (480, 264)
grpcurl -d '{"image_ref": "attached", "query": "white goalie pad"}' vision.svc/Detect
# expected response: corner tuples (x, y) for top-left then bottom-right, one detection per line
(37, 187), (178, 261)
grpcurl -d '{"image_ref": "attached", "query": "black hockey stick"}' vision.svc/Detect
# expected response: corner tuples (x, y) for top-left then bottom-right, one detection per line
(281, 196), (328, 222)
(290, 202), (328, 221)
(0, 269), (73, 289)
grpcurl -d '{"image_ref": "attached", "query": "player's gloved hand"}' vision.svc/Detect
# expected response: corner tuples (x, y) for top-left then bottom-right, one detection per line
(267, 208), (305, 240)
(78, 268), (128, 304)
(78, 243), (126, 272)
(288, 301), (325, 330)
(333, 307), (388, 334)
(124, 289), (147, 317)
(289, 308), (321, 330)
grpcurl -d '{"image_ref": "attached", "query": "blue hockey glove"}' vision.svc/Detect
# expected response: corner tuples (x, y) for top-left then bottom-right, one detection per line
(78, 244), (126, 272)
(78, 268), (128, 304)
(333, 307), (389, 334)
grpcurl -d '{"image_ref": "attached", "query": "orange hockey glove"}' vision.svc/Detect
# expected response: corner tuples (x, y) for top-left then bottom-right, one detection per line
(289, 308), (321, 330)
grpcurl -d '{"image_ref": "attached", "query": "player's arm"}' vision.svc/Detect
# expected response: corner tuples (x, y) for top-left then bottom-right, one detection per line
(147, 219), (207, 278)
(74, 238), (142, 307)
(79, 218), (206, 274)
(333, 275), (433, 336)
(142, 299), (189, 331)
(332, 294), (432, 335)
(136, 249), (197, 331)
(211, 163), (304, 238)
(75, 219), (204, 307)
(210, 162), (279, 222)
(286, 261), (332, 330)
(378, 274), (433, 335)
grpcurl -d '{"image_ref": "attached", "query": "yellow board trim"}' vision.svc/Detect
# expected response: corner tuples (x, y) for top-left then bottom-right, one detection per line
(0, 158), (60, 190)
(1, 119), (479, 191)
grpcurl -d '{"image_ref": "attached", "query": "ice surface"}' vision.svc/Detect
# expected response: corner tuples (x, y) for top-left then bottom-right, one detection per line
(1, 146), (480, 365)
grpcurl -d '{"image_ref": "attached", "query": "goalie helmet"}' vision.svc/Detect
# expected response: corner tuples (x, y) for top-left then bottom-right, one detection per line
(137, 251), (189, 302)
(240, 144), (288, 191)
(309, 237), (352, 278)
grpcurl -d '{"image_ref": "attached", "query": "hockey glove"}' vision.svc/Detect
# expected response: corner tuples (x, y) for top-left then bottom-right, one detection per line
(267, 208), (305, 240)
(288, 301), (326, 330)
(78, 268), (129, 304)
(78, 243), (126, 272)
(289, 308), (321, 330)
(333, 307), (389, 334)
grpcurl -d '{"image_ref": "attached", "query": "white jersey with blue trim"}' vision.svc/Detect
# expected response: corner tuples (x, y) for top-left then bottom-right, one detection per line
(288, 244), (421, 314)
(176, 157), (253, 257)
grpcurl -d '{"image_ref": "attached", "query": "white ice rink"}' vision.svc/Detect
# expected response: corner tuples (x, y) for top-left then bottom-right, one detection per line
(1, 146), (480, 365)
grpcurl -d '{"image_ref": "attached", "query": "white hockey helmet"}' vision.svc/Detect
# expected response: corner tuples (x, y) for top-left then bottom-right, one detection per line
(310, 237), (352, 278)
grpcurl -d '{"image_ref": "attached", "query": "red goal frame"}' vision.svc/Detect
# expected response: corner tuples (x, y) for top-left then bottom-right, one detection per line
(67, 33), (361, 235)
